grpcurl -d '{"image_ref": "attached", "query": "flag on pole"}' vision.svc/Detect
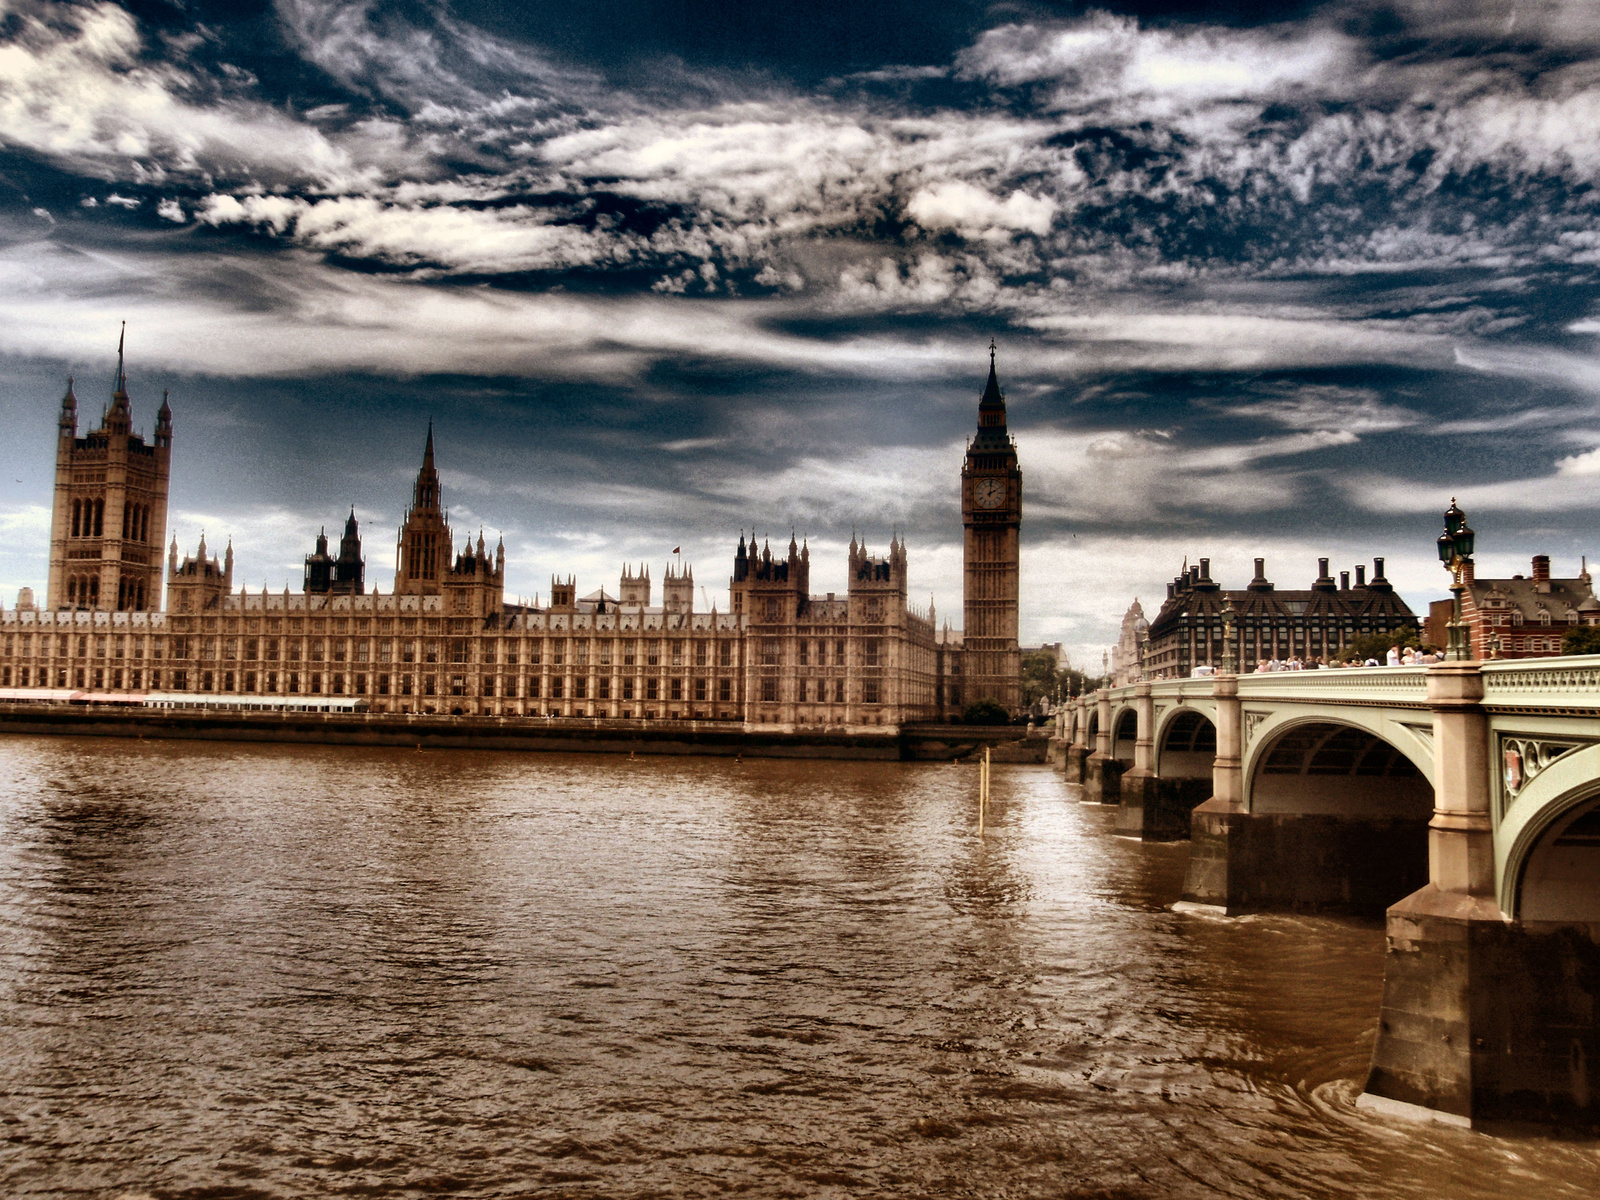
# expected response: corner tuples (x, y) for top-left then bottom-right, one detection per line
(673, 546), (680, 554)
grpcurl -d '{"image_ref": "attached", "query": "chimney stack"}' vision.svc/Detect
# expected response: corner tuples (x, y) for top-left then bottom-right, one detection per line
(1355, 565), (1366, 588)
(1532, 554), (1551, 584)
(1340, 571), (1349, 590)
(1199, 558), (1211, 581)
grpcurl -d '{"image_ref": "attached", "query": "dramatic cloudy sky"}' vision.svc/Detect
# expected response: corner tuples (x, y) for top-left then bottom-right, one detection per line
(4, 0), (1600, 665)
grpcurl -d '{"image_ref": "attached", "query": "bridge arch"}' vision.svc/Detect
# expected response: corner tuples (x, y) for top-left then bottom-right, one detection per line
(1499, 745), (1600, 923)
(1111, 706), (1138, 764)
(1246, 718), (1434, 817)
(1155, 706), (1216, 779)
(1243, 709), (1435, 814)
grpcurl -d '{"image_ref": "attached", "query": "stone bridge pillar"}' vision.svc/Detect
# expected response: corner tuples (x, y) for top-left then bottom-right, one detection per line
(1062, 695), (1091, 784)
(1363, 662), (1600, 1129)
(1361, 662), (1523, 1128)
(1084, 689), (1121, 804)
(1116, 684), (1160, 836)
(1178, 674), (1245, 902)
(1211, 673), (1242, 809)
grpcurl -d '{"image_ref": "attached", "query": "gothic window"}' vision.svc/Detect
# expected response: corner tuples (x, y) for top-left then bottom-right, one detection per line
(599, 640), (613, 666)
(835, 639), (846, 665)
(551, 677), (564, 699)
(761, 677), (777, 703)
(552, 639), (565, 666)
(718, 678), (731, 702)
(671, 640), (683, 667)
(93, 500), (103, 537)
(598, 677), (611, 699)
(863, 679), (880, 705)
(575, 677), (588, 699)
(646, 641), (660, 666)
(865, 639), (880, 666)
(694, 641), (706, 667)
(71, 500), (81, 537)
(761, 638), (778, 666)
(694, 678), (706, 701)
(622, 678), (633, 700)
(646, 678), (658, 700)
(719, 641), (732, 667)
(834, 678), (845, 703)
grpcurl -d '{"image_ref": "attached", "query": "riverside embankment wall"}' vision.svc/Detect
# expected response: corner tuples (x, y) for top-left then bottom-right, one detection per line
(0, 705), (1048, 762)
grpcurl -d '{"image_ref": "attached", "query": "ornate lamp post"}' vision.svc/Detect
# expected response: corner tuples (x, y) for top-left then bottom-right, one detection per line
(1437, 497), (1476, 662)
(1220, 596), (1239, 674)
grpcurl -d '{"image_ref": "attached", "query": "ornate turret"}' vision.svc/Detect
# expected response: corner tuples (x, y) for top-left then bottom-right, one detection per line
(46, 325), (172, 612)
(395, 423), (452, 595)
(59, 377), (77, 437)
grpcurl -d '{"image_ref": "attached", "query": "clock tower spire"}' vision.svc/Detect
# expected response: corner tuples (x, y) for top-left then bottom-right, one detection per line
(960, 340), (1022, 714)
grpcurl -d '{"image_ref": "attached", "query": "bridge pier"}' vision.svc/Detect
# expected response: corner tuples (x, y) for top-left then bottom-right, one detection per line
(1114, 684), (1207, 840)
(1061, 695), (1091, 784)
(1361, 662), (1600, 1129)
(1083, 689), (1122, 803)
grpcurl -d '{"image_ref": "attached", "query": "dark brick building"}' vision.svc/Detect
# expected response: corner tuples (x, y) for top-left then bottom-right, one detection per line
(1142, 556), (1420, 678)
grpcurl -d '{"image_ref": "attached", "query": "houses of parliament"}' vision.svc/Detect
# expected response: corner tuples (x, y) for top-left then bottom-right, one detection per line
(0, 338), (1024, 726)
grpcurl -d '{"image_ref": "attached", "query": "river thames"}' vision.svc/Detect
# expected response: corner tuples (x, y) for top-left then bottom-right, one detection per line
(1, 737), (1597, 1197)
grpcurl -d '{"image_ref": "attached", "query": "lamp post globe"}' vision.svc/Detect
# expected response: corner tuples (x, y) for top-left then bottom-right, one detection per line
(1440, 498), (1475, 662)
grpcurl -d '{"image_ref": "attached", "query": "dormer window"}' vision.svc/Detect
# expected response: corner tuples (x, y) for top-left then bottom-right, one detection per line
(1539, 610), (1552, 625)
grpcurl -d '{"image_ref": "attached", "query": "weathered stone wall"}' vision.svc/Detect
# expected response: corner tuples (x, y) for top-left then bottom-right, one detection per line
(1183, 802), (1428, 915)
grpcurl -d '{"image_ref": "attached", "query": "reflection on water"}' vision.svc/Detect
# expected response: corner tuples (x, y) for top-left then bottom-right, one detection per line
(0, 736), (1597, 1197)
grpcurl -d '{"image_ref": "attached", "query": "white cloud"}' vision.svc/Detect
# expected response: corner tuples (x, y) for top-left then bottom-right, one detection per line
(906, 181), (1057, 239)
(956, 14), (1358, 113)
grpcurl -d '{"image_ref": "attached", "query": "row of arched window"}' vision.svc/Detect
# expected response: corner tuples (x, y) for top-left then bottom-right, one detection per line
(62, 575), (149, 611)
(71, 498), (103, 538)
(68, 498), (153, 542)
(65, 575), (100, 608)
(121, 502), (153, 542)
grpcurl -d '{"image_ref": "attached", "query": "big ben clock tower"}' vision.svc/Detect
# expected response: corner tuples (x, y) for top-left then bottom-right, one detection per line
(961, 341), (1022, 713)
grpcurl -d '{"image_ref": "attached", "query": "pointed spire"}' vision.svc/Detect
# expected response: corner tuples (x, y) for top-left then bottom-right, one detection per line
(423, 419), (435, 468)
(116, 320), (126, 393)
(980, 339), (1004, 409)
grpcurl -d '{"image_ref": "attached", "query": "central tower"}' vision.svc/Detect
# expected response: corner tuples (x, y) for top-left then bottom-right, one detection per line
(961, 342), (1022, 712)
(394, 422), (451, 595)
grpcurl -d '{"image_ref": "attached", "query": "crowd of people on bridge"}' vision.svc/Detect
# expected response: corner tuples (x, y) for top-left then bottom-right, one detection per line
(1189, 645), (1444, 676)
(1248, 645), (1442, 672)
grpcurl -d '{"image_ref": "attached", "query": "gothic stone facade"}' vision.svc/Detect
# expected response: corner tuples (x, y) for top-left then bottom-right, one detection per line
(2, 349), (1022, 726)
(958, 346), (1023, 712)
(46, 344), (172, 614)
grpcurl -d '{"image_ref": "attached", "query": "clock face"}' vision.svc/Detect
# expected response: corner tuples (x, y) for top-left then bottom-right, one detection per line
(974, 477), (1005, 509)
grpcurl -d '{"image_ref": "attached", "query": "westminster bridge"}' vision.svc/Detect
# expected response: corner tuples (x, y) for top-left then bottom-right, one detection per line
(1054, 657), (1600, 1131)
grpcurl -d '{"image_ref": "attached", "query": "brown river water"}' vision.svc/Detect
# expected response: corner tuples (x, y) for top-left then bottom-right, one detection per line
(1, 736), (1598, 1199)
